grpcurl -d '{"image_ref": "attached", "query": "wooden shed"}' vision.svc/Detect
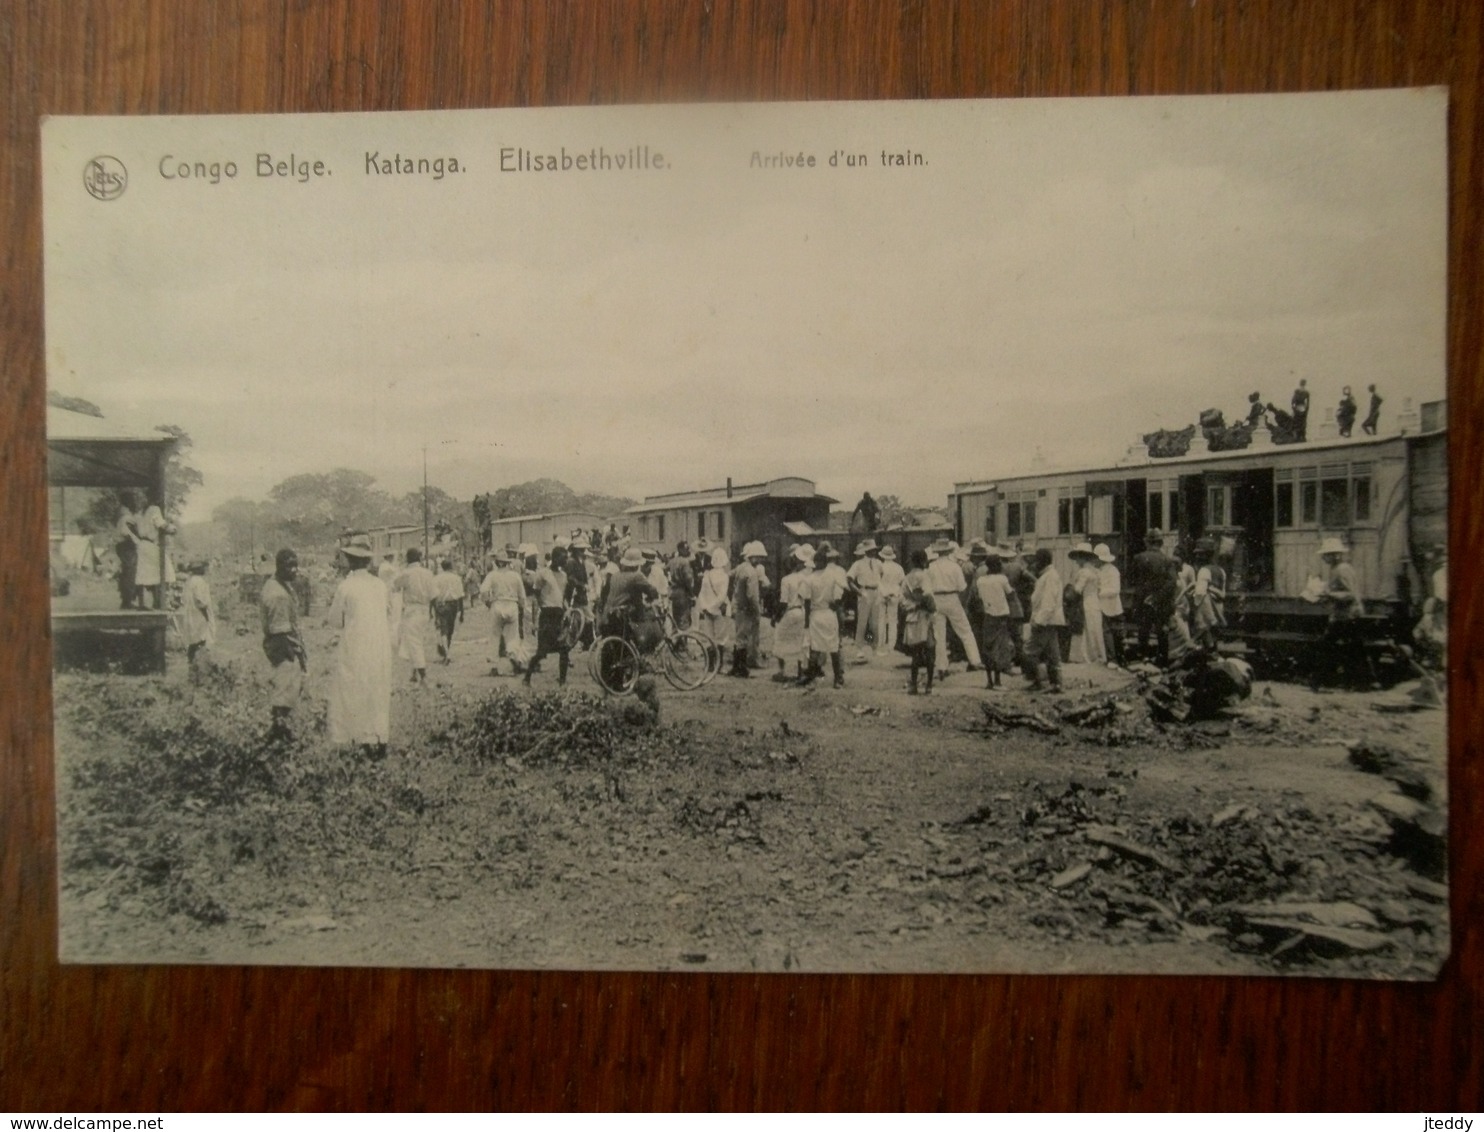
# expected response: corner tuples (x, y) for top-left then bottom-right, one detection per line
(47, 406), (177, 675)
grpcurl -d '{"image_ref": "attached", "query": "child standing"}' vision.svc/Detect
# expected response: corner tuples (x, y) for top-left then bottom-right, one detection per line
(973, 553), (1016, 689)
(181, 558), (216, 683)
(901, 550), (938, 695)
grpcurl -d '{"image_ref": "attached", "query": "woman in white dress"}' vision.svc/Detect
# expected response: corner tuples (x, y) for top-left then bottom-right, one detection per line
(133, 492), (176, 609)
(804, 544), (848, 688)
(326, 534), (393, 758)
(1095, 543), (1124, 668)
(772, 546), (813, 682)
(696, 545), (734, 650)
(1068, 543), (1107, 665)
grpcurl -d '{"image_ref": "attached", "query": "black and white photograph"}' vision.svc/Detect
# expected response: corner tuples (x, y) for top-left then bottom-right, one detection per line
(43, 90), (1449, 975)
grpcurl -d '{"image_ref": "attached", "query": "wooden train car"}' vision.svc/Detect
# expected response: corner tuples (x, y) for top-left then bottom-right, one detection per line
(950, 403), (1447, 609)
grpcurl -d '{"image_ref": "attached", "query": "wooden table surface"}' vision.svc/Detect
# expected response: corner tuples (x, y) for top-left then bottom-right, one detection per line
(3, 1), (1480, 1111)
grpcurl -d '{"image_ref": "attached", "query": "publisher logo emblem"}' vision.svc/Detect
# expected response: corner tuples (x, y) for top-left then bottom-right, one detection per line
(84, 156), (127, 201)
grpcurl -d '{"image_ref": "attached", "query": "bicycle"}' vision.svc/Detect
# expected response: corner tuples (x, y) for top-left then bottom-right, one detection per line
(588, 599), (720, 694)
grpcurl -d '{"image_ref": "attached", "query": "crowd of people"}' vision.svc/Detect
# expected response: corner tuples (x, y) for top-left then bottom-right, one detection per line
(222, 529), (1125, 755)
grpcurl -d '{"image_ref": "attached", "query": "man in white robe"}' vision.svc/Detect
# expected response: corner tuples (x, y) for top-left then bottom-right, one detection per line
(326, 534), (392, 758)
(392, 547), (438, 683)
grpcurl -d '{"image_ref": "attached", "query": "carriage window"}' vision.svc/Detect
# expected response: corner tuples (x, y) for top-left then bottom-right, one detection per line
(696, 511), (706, 538)
(1007, 502), (1022, 537)
(657, 514), (666, 542)
(1321, 478), (1349, 528)
(1147, 493), (1163, 531)
(1206, 486), (1228, 527)
(1071, 497), (1087, 535)
(1023, 501), (1037, 535)
(1299, 481), (1318, 525)
(1168, 492), (1182, 530)
(1057, 497), (1071, 535)
(1352, 476), (1372, 522)
(715, 512), (725, 540)
(1275, 481), (1295, 528)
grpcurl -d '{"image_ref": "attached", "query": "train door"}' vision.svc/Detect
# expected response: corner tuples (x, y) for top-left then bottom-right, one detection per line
(1124, 478), (1148, 570)
(1179, 474), (1205, 548)
(1233, 468), (1275, 593)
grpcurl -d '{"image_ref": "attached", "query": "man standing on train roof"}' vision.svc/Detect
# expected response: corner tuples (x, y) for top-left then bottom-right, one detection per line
(1291, 379), (1311, 441)
(926, 536), (982, 680)
(846, 539), (884, 663)
(261, 548), (307, 747)
(1362, 383), (1384, 436)
(851, 491), (880, 534)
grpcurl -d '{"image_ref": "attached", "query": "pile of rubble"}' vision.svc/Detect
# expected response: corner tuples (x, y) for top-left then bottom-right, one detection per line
(981, 769), (1447, 968)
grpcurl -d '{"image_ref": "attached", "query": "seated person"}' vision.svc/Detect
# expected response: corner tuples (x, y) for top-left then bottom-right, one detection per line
(599, 547), (660, 641)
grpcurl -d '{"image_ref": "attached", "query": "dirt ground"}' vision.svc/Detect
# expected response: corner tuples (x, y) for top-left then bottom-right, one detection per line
(52, 590), (1450, 977)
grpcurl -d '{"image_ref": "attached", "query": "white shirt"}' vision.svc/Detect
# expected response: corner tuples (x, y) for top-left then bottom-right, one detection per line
(878, 560), (906, 598)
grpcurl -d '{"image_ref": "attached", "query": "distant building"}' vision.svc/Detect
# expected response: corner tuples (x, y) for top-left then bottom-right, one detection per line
(364, 524), (424, 560)
(625, 477), (836, 559)
(486, 510), (610, 556)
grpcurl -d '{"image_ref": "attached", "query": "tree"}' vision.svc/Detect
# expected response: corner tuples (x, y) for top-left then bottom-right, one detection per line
(874, 494), (923, 528)
(46, 391), (104, 417)
(268, 468), (393, 545)
(484, 478), (581, 520)
(154, 424), (204, 521)
(211, 497), (277, 559)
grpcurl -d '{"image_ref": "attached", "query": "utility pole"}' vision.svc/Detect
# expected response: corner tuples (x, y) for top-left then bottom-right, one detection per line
(422, 445), (430, 560)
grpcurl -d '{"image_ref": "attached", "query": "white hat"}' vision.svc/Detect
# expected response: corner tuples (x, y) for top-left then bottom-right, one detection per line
(854, 538), (877, 555)
(1318, 537), (1348, 557)
(879, 545), (897, 561)
(742, 540), (767, 559)
(1094, 543), (1116, 563)
(710, 546), (729, 568)
(620, 547), (645, 567)
(794, 545), (816, 565)
(1069, 541), (1097, 559)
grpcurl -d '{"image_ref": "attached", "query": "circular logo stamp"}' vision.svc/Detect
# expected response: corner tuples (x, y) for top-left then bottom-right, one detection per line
(83, 156), (127, 201)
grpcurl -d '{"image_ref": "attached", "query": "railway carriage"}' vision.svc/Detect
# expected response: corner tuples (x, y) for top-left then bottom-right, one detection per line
(949, 401), (1447, 679)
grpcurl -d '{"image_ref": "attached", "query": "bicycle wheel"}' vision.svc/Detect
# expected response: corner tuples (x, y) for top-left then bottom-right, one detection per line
(688, 630), (723, 685)
(591, 635), (641, 696)
(661, 630), (714, 691)
(558, 607), (589, 651)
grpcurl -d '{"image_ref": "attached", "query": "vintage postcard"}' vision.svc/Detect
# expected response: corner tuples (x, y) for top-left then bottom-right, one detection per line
(42, 91), (1449, 974)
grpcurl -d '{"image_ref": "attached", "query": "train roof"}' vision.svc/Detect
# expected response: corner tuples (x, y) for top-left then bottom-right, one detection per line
(954, 422), (1446, 494)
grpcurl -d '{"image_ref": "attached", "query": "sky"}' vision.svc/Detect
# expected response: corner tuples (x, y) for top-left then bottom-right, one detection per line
(42, 91), (1447, 523)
